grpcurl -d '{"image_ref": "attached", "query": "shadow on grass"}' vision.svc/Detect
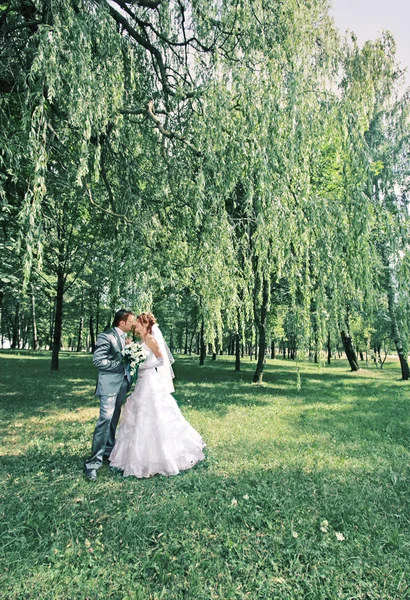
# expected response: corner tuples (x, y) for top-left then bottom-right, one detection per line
(1, 444), (409, 600)
(1, 352), (408, 441)
(1, 351), (409, 598)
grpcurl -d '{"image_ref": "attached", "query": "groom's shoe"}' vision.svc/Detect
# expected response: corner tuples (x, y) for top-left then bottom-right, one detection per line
(85, 468), (97, 481)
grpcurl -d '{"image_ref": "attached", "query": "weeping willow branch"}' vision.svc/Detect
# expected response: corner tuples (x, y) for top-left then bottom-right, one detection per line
(85, 186), (133, 224)
(103, 0), (195, 99)
(146, 101), (202, 156)
(119, 103), (202, 155)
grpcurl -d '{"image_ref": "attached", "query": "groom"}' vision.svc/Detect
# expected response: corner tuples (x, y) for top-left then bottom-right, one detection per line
(85, 309), (135, 481)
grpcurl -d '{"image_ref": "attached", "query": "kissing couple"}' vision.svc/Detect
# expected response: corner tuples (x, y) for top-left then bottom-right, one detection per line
(84, 309), (205, 481)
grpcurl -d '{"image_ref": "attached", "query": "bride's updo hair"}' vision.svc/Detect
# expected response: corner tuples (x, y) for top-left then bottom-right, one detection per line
(137, 312), (157, 334)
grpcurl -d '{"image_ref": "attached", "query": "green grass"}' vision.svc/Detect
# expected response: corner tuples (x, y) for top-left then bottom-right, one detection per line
(0, 351), (409, 599)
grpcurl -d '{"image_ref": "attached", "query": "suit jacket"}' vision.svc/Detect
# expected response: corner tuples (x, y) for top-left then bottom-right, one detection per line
(93, 328), (131, 397)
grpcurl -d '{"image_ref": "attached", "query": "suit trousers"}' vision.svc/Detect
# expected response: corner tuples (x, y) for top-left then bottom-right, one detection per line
(85, 377), (129, 470)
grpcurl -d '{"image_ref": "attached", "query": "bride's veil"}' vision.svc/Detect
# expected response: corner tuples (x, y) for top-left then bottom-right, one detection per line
(152, 323), (175, 393)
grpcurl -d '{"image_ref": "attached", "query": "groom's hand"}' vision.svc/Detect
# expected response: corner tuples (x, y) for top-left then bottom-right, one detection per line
(125, 337), (133, 346)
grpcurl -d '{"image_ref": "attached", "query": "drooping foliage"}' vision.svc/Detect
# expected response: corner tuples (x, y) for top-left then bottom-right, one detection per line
(1, 0), (409, 378)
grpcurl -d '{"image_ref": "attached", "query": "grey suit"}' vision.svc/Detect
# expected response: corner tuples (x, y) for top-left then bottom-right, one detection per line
(85, 328), (131, 471)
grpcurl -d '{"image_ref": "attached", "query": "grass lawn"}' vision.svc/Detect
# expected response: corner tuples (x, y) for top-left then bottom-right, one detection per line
(0, 351), (409, 599)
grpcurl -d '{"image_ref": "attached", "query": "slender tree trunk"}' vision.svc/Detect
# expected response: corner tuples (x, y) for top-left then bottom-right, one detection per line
(235, 332), (240, 371)
(89, 314), (96, 353)
(22, 317), (29, 348)
(31, 291), (38, 350)
(49, 298), (55, 350)
(11, 303), (19, 349)
(253, 276), (269, 383)
(340, 330), (360, 371)
(184, 323), (188, 354)
(271, 339), (275, 359)
(76, 290), (84, 352)
(235, 310), (241, 371)
(51, 272), (64, 371)
(94, 285), (100, 336)
(199, 320), (206, 365)
(386, 275), (410, 380)
(76, 317), (84, 352)
(212, 336), (218, 361)
(327, 331), (331, 365)
(188, 326), (196, 355)
(228, 333), (234, 355)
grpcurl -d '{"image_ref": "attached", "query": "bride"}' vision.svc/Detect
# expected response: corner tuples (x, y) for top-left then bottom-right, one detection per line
(109, 312), (205, 478)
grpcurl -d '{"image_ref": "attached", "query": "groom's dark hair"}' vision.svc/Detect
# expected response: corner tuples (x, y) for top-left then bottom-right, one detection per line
(113, 309), (134, 327)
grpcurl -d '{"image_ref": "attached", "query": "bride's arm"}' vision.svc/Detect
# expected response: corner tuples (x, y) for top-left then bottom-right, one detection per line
(145, 334), (163, 358)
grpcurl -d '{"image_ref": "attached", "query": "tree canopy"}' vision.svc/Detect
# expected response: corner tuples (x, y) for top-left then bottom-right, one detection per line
(1, 0), (409, 378)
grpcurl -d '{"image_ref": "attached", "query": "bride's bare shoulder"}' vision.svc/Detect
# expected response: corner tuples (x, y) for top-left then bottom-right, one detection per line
(145, 333), (158, 348)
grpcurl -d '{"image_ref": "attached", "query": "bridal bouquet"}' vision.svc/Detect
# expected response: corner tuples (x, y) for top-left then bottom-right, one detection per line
(121, 342), (148, 377)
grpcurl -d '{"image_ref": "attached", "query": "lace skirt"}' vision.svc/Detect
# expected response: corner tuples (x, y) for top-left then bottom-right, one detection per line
(109, 368), (205, 477)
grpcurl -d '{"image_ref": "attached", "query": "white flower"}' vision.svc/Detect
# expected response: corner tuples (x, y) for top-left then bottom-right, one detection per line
(292, 531), (298, 538)
(231, 498), (238, 506)
(320, 519), (329, 533)
(243, 494), (249, 500)
(122, 342), (148, 370)
(335, 532), (345, 541)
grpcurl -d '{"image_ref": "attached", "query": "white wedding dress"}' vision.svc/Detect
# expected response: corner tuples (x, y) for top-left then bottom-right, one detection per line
(109, 341), (205, 478)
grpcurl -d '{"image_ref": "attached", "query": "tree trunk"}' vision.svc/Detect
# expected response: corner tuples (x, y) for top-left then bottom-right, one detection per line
(184, 323), (188, 354)
(76, 290), (84, 352)
(199, 320), (206, 365)
(271, 339), (275, 359)
(76, 316), (84, 352)
(22, 317), (29, 349)
(89, 314), (96, 353)
(95, 286), (100, 336)
(340, 330), (360, 371)
(49, 298), (55, 350)
(386, 273), (410, 380)
(228, 333), (234, 355)
(235, 310), (241, 371)
(11, 303), (19, 349)
(51, 272), (64, 371)
(314, 339), (318, 364)
(253, 276), (269, 383)
(212, 336), (219, 361)
(235, 332), (240, 371)
(31, 291), (39, 350)
(327, 331), (331, 365)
